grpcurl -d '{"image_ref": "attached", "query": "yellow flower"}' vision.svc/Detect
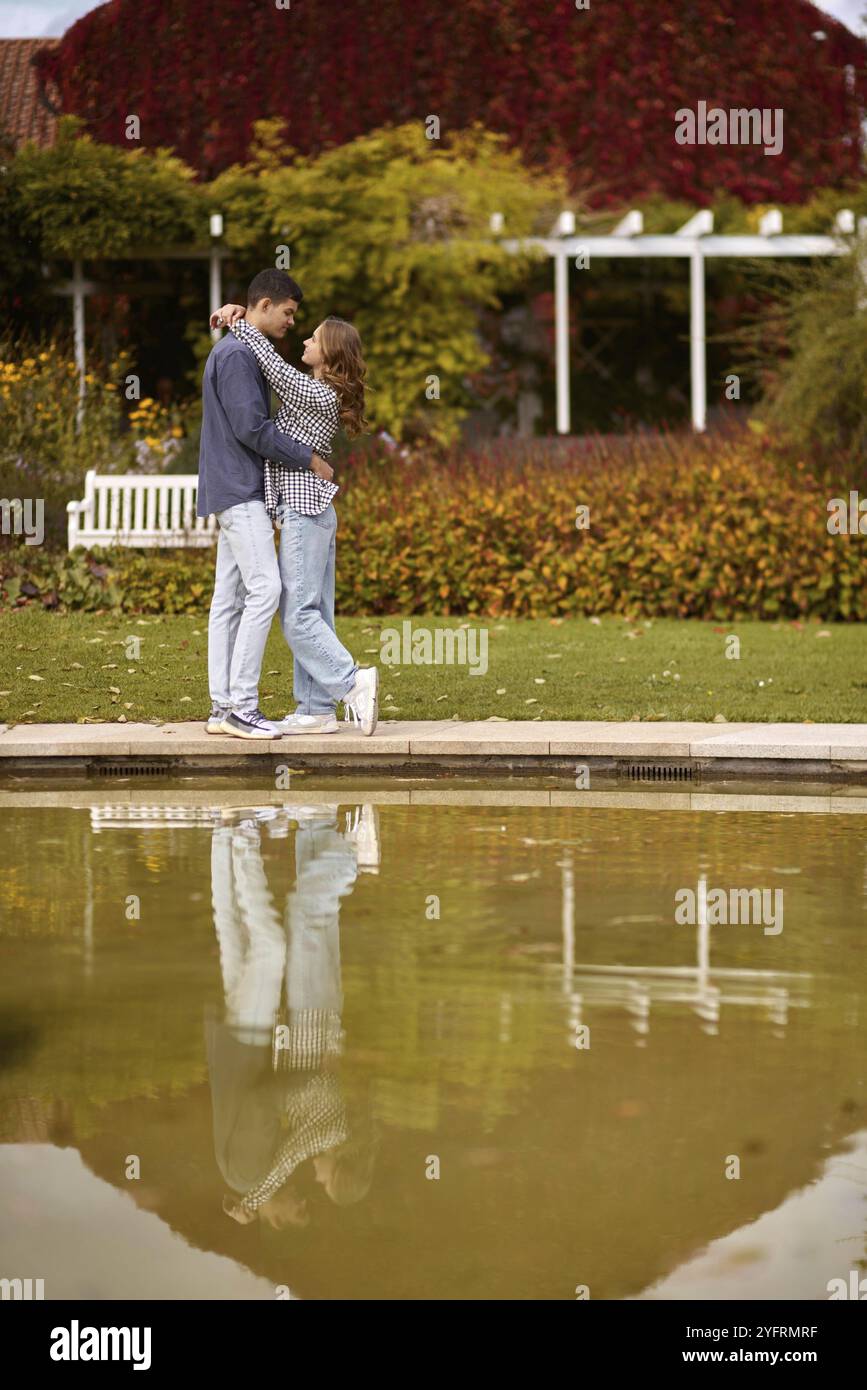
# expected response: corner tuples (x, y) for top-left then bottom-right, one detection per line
(38, 352), (50, 362)
(170, 426), (183, 438)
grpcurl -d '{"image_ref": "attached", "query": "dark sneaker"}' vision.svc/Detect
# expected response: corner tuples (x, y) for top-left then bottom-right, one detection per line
(205, 706), (230, 734)
(220, 709), (282, 740)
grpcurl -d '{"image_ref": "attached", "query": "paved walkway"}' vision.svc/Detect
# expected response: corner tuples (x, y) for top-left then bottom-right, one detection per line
(0, 720), (865, 763)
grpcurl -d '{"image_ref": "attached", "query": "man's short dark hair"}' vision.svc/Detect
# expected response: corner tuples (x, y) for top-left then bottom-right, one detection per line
(247, 269), (303, 308)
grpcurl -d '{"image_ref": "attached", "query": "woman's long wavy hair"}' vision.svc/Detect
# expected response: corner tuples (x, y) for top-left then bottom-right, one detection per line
(317, 317), (370, 438)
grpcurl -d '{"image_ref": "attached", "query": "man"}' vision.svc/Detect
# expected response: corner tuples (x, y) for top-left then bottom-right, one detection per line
(198, 269), (334, 739)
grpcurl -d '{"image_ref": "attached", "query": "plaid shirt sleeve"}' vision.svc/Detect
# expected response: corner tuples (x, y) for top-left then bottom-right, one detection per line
(230, 318), (340, 415)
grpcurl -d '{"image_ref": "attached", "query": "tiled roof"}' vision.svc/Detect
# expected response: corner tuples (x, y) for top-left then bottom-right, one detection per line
(0, 39), (59, 150)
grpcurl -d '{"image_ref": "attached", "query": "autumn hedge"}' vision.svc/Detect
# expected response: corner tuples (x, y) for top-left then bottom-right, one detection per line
(1, 431), (864, 620)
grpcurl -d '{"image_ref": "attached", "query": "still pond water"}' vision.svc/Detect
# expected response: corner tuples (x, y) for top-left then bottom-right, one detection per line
(1, 781), (865, 1300)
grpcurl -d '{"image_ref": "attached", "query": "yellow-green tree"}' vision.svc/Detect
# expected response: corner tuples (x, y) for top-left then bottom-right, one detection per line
(212, 122), (564, 443)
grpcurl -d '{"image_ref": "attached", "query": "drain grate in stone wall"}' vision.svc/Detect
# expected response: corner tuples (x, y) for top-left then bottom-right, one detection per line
(621, 762), (696, 783)
(91, 762), (165, 777)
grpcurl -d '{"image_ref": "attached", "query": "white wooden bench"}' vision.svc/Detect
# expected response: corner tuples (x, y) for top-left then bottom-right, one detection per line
(67, 470), (216, 549)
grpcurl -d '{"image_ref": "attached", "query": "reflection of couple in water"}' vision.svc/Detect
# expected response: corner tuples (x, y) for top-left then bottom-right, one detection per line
(205, 803), (381, 1228)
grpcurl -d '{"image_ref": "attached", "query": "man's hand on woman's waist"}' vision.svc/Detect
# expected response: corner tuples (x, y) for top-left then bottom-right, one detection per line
(311, 453), (334, 482)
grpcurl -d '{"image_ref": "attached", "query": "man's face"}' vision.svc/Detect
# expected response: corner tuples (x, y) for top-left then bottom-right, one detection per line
(257, 296), (299, 340)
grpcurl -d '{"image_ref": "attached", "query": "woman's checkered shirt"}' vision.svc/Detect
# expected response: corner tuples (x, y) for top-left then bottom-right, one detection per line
(239, 1071), (348, 1213)
(229, 318), (340, 519)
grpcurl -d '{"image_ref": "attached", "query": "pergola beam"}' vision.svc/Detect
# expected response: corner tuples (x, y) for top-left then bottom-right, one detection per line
(504, 233), (846, 259)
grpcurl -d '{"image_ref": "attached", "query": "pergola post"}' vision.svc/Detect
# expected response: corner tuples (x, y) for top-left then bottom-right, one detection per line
(689, 247), (706, 433)
(554, 248), (570, 434)
(209, 213), (224, 342)
(72, 258), (86, 402)
(675, 211), (713, 434)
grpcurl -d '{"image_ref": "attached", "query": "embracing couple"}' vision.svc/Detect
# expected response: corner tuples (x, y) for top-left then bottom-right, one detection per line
(196, 268), (378, 740)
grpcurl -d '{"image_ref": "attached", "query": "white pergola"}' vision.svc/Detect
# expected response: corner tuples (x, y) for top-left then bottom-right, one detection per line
(51, 212), (228, 408)
(501, 208), (864, 433)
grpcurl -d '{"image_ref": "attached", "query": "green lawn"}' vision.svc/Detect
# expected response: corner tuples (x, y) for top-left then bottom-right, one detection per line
(1, 609), (865, 724)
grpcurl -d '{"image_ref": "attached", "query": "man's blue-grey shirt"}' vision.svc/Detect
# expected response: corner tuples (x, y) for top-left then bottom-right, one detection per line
(197, 333), (312, 518)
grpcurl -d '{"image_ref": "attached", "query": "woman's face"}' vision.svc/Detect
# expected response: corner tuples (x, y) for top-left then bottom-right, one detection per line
(302, 324), (325, 369)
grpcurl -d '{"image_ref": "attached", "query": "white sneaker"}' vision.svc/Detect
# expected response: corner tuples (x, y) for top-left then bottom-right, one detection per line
(344, 804), (381, 873)
(343, 667), (379, 736)
(276, 711), (340, 735)
(282, 803), (340, 824)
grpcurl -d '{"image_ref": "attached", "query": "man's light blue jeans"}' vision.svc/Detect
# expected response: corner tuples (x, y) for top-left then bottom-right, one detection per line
(208, 499), (281, 713)
(276, 503), (357, 716)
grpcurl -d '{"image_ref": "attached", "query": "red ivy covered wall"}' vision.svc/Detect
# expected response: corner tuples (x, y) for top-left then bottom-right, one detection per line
(36, 0), (867, 204)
